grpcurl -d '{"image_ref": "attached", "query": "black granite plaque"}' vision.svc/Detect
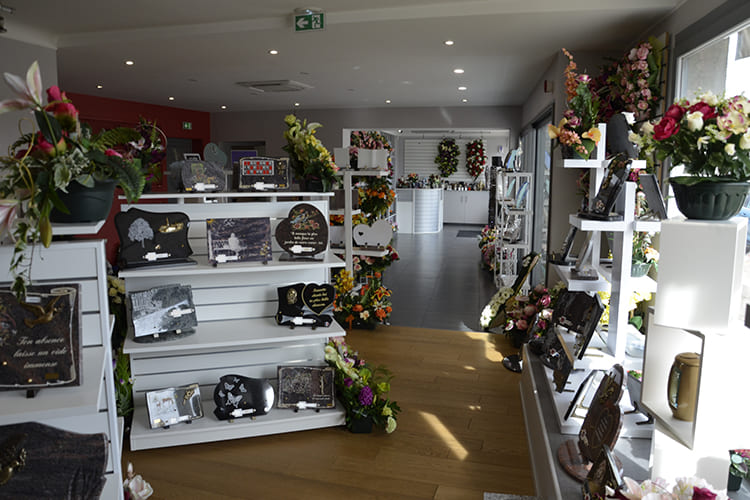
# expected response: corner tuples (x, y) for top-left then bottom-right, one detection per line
(115, 207), (194, 269)
(129, 284), (197, 339)
(0, 285), (81, 390)
(579, 159), (629, 220)
(548, 226), (578, 265)
(179, 160), (226, 192)
(213, 374), (275, 420)
(206, 217), (272, 265)
(639, 173), (668, 220)
(274, 204), (328, 258)
(237, 156), (291, 191)
(275, 283), (334, 328)
(583, 445), (624, 496)
(277, 365), (335, 409)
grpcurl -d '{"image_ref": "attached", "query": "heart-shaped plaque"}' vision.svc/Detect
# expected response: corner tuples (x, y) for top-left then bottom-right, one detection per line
(301, 284), (335, 315)
(353, 219), (392, 248)
(275, 203), (328, 257)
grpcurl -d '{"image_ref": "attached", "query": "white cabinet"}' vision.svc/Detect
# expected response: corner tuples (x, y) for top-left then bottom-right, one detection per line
(642, 217), (750, 488)
(0, 239), (123, 499)
(443, 190), (489, 224)
(120, 195), (347, 450)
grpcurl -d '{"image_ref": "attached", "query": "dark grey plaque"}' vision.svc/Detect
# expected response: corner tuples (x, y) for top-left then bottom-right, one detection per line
(180, 160), (226, 192)
(129, 284), (197, 339)
(277, 365), (335, 409)
(274, 203), (328, 258)
(206, 217), (272, 265)
(0, 285), (81, 390)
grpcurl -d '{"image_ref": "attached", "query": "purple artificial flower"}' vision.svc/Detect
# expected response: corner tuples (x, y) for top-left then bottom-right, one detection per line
(344, 378), (354, 387)
(358, 385), (374, 406)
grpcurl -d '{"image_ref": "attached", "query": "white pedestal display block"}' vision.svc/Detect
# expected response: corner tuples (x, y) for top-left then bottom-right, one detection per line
(654, 217), (747, 331)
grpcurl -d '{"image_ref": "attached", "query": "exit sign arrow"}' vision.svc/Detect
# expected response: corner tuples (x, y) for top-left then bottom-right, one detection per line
(294, 12), (324, 32)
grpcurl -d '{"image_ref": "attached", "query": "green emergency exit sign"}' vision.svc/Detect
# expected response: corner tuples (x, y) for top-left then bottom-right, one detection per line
(294, 12), (324, 32)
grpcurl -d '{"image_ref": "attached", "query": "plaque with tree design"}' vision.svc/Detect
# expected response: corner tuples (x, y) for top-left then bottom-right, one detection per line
(277, 365), (335, 409)
(115, 207), (194, 268)
(0, 285), (81, 390)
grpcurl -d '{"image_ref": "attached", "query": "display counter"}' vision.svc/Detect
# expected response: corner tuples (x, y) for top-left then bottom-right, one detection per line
(396, 188), (443, 234)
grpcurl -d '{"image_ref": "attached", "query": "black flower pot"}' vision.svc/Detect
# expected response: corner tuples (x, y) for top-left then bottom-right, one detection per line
(50, 179), (117, 223)
(348, 416), (373, 433)
(728, 472), (743, 492)
(670, 177), (750, 220)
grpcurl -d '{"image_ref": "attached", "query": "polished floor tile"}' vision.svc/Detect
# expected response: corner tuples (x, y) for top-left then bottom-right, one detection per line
(384, 223), (497, 332)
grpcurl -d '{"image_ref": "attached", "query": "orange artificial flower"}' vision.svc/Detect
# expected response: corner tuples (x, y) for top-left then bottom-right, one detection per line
(353, 304), (364, 312)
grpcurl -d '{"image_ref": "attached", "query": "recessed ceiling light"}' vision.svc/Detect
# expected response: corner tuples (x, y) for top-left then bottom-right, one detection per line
(444, 40), (454, 46)
(458, 86), (467, 91)
(220, 105), (227, 110)
(294, 102), (300, 107)
(462, 98), (469, 103)
(385, 99), (391, 104)
(453, 68), (464, 74)
(124, 60), (134, 66)
(269, 49), (279, 55)
(96, 84), (103, 89)
(168, 96), (175, 101)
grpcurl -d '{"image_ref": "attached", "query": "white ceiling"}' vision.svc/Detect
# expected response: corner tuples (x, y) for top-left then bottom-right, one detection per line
(1, 0), (682, 113)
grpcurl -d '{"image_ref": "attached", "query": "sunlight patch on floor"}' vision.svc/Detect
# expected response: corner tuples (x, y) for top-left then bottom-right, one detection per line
(461, 330), (506, 363)
(419, 411), (469, 461)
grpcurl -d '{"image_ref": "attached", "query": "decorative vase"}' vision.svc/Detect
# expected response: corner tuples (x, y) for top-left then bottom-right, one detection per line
(348, 416), (373, 433)
(727, 472), (743, 492)
(669, 176), (750, 220)
(631, 261), (652, 278)
(50, 179), (117, 223)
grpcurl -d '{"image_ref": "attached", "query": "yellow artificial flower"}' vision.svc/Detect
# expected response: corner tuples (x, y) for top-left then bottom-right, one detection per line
(582, 127), (602, 144)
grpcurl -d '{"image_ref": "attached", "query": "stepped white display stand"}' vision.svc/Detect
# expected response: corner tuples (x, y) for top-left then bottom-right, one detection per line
(494, 170), (533, 289)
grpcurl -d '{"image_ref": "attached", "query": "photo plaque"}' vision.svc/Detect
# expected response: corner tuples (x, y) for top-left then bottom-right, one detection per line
(277, 365), (335, 410)
(145, 383), (203, 429)
(129, 284), (198, 342)
(213, 374), (275, 420)
(579, 158), (630, 221)
(274, 203), (329, 259)
(0, 285), (81, 390)
(115, 207), (195, 269)
(206, 217), (272, 265)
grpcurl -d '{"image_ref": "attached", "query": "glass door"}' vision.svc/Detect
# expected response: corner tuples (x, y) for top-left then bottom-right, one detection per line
(526, 111), (553, 285)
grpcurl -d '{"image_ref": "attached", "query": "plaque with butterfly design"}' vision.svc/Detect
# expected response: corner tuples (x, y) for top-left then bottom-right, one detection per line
(145, 383), (203, 429)
(0, 285), (81, 390)
(213, 374), (275, 420)
(277, 365), (335, 409)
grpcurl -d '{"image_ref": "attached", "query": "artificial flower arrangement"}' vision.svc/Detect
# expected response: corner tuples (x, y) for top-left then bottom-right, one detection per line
(465, 138), (487, 179)
(333, 270), (393, 329)
(478, 224), (500, 271)
(0, 61), (146, 299)
(502, 283), (558, 346)
(282, 114), (339, 191)
(352, 245), (399, 276)
(597, 38), (665, 123)
(358, 183), (396, 220)
(349, 130), (394, 177)
(324, 336), (400, 433)
(604, 475), (730, 500)
(397, 172), (421, 188)
(131, 117), (167, 186)
(435, 137), (460, 177)
(632, 231), (659, 269)
(548, 48), (602, 160)
(730, 449), (750, 480)
(632, 91), (750, 185)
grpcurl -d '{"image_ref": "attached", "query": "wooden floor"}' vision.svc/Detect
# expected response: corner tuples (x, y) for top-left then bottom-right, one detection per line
(122, 326), (535, 499)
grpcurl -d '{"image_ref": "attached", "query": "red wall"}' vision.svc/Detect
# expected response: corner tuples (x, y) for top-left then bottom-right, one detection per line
(65, 93), (211, 265)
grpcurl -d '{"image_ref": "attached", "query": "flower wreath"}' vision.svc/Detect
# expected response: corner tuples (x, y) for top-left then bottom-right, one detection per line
(465, 139), (486, 179)
(435, 137), (459, 177)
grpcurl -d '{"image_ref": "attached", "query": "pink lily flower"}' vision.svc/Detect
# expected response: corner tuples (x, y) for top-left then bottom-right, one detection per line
(0, 61), (43, 114)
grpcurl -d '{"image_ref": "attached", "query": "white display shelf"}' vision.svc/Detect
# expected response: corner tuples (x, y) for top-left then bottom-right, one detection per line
(568, 214), (628, 232)
(120, 191), (334, 201)
(123, 318), (343, 355)
(335, 168), (389, 178)
(129, 396), (345, 450)
(119, 251), (344, 279)
(551, 264), (609, 292)
(0, 346), (106, 425)
(51, 220), (106, 235)
(330, 208), (361, 216)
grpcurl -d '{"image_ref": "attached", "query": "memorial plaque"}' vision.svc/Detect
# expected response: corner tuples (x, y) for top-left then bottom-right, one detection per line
(179, 160), (226, 192)
(206, 217), (272, 265)
(579, 159), (629, 221)
(203, 142), (228, 168)
(275, 283), (335, 328)
(129, 284), (197, 339)
(573, 293), (605, 360)
(237, 156), (291, 191)
(145, 383), (203, 429)
(353, 219), (392, 249)
(0, 285), (81, 390)
(274, 203), (328, 258)
(115, 208), (194, 268)
(548, 226), (578, 265)
(583, 445), (624, 498)
(277, 365), (335, 409)
(213, 374), (275, 420)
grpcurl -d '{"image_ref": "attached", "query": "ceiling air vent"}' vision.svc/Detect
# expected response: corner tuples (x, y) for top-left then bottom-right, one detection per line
(235, 80), (312, 93)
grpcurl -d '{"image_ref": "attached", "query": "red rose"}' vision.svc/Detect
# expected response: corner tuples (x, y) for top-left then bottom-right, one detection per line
(46, 85), (64, 103)
(664, 103), (686, 121)
(688, 101), (717, 120)
(653, 116), (680, 141)
(691, 487), (717, 500)
(105, 148), (122, 158)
